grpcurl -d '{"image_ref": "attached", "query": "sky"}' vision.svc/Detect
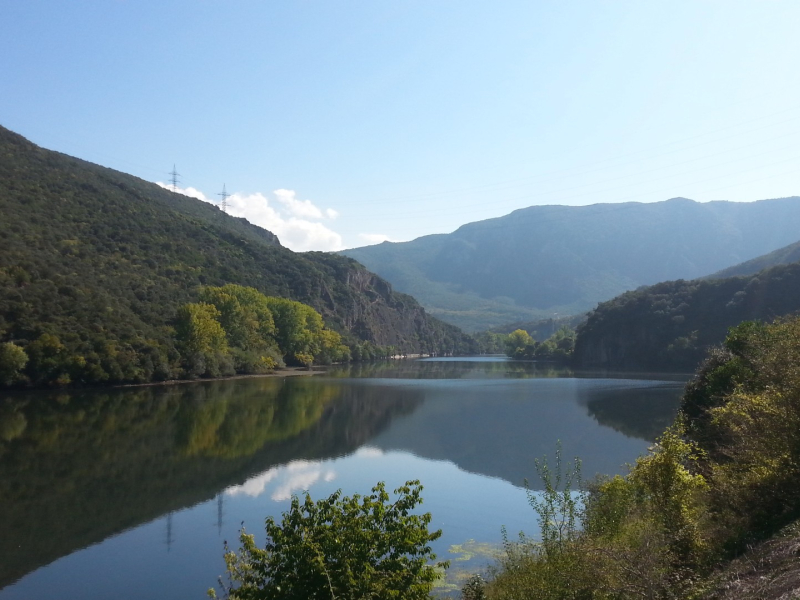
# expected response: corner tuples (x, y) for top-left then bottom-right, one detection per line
(2, 1), (800, 252)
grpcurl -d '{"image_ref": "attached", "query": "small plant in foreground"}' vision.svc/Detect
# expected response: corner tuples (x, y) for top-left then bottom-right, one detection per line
(209, 480), (447, 600)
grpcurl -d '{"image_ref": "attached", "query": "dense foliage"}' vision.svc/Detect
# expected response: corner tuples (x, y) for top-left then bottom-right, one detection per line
(469, 315), (800, 599)
(573, 261), (800, 371)
(504, 326), (575, 361)
(342, 197), (800, 331)
(0, 126), (475, 387)
(211, 481), (446, 600)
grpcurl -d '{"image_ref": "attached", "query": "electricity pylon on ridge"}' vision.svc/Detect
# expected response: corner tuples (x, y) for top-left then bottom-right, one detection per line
(218, 184), (230, 213)
(168, 165), (181, 192)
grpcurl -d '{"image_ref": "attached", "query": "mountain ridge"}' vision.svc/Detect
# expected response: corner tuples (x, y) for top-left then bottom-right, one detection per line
(342, 196), (800, 331)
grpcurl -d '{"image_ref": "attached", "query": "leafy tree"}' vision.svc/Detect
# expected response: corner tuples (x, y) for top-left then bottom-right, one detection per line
(200, 285), (277, 353)
(505, 329), (533, 357)
(314, 328), (351, 365)
(24, 333), (73, 386)
(175, 303), (231, 377)
(210, 480), (446, 600)
(0, 342), (27, 385)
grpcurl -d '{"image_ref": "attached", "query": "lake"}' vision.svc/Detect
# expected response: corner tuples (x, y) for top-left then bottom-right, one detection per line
(0, 357), (686, 598)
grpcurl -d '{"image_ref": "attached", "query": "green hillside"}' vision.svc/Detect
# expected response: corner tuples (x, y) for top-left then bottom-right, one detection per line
(0, 126), (474, 387)
(342, 197), (800, 331)
(573, 260), (800, 371)
(708, 237), (800, 279)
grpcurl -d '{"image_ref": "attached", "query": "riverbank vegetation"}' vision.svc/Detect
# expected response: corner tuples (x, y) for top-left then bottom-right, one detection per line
(466, 315), (800, 599)
(0, 284), (352, 386)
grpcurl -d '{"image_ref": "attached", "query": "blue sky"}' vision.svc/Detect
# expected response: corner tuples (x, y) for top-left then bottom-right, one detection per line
(2, 1), (800, 251)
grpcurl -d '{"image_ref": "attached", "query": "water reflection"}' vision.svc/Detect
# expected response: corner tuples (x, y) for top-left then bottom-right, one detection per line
(0, 377), (421, 589)
(0, 361), (686, 598)
(364, 376), (684, 486)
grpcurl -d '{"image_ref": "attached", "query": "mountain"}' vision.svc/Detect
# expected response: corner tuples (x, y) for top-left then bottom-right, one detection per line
(572, 260), (800, 371)
(0, 125), (475, 386)
(707, 238), (800, 279)
(341, 197), (800, 331)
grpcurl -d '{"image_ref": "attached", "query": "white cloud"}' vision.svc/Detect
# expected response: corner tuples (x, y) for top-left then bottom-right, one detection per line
(274, 188), (324, 219)
(358, 233), (395, 245)
(225, 460), (336, 501)
(156, 182), (211, 202)
(225, 467), (280, 498)
(156, 183), (343, 252)
(354, 446), (384, 458)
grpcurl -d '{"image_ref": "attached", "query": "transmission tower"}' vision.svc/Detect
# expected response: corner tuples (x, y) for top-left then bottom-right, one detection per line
(168, 165), (181, 192)
(218, 184), (230, 213)
(217, 492), (224, 535)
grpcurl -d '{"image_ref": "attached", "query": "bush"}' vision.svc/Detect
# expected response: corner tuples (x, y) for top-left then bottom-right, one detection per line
(0, 342), (27, 385)
(210, 480), (447, 600)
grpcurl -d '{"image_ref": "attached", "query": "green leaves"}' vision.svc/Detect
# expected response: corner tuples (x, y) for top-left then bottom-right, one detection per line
(212, 480), (446, 600)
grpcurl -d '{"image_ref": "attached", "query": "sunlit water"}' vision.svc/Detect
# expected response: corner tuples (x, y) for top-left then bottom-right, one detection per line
(0, 357), (686, 598)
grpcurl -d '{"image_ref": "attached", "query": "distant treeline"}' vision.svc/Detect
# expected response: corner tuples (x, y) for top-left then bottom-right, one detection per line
(472, 326), (576, 361)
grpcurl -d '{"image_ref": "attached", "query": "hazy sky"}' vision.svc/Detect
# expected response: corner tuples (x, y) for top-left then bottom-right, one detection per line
(3, 1), (800, 251)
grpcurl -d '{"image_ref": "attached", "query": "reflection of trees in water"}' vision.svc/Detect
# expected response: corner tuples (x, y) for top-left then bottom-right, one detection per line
(0, 378), (423, 590)
(328, 360), (573, 380)
(583, 384), (683, 442)
(175, 379), (339, 458)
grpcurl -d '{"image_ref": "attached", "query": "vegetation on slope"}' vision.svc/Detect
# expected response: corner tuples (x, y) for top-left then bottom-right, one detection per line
(573, 260), (800, 371)
(342, 198), (800, 331)
(0, 126), (475, 387)
(468, 316), (800, 599)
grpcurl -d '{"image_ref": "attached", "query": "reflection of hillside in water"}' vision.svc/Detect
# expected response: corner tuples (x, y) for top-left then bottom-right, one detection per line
(328, 359), (573, 380)
(0, 378), (422, 590)
(581, 383), (683, 442)
(370, 377), (685, 488)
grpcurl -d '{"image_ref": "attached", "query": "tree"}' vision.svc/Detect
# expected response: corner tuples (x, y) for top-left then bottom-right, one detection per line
(505, 329), (534, 358)
(210, 480), (447, 600)
(175, 303), (232, 377)
(0, 342), (28, 385)
(200, 285), (278, 353)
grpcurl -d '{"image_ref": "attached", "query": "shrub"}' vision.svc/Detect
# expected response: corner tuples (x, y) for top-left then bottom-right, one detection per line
(210, 480), (446, 600)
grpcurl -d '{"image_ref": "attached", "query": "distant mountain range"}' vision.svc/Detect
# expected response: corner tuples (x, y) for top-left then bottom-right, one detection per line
(341, 197), (800, 331)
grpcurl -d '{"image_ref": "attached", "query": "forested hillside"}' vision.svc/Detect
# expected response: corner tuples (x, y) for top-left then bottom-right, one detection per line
(0, 126), (474, 387)
(342, 197), (800, 331)
(573, 260), (800, 371)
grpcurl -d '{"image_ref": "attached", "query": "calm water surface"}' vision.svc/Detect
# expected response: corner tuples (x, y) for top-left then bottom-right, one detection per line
(0, 357), (686, 598)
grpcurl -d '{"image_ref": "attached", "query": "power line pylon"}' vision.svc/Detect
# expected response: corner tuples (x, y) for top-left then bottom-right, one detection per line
(218, 184), (230, 213)
(169, 165), (181, 192)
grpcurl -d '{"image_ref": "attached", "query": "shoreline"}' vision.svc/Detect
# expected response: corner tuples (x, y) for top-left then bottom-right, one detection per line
(113, 366), (327, 389)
